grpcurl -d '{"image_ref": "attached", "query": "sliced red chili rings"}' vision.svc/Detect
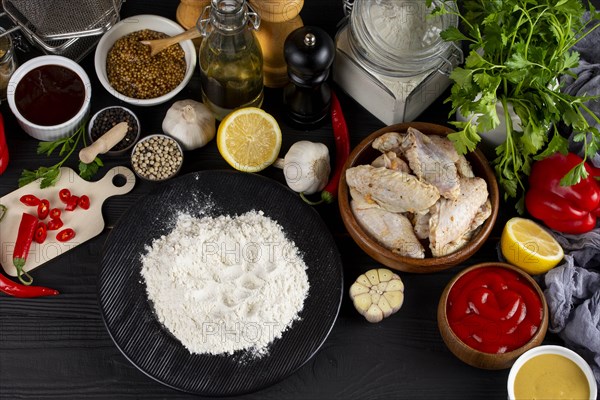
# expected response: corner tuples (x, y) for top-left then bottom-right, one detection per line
(49, 208), (61, 219)
(56, 228), (75, 242)
(34, 222), (47, 244)
(78, 195), (90, 210)
(59, 188), (71, 203)
(15, 188), (89, 252)
(20, 194), (41, 206)
(65, 195), (79, 211)
(37, 199), (50, 220)
(47, 218), (63, 231)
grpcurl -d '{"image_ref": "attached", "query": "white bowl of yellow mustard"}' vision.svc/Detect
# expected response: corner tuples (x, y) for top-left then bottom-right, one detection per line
(507, 345), (597, 400)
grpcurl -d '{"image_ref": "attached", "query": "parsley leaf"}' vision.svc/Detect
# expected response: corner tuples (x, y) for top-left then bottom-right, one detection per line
(19, 122), (104, 188)
(436, 0), (600, 206)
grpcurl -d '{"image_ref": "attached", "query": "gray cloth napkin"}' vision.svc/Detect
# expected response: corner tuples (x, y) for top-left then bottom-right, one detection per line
(561, 14), (600, 167)
(544, 15), (600, 386)
(544, 250), (600, 386)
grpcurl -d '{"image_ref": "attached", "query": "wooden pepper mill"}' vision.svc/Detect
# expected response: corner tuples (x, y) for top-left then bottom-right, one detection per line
(249, 0), (304, 88)
(283, 26), (335, 127)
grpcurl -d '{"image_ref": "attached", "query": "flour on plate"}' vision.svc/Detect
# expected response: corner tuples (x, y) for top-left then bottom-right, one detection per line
(140, 210), (309, 357)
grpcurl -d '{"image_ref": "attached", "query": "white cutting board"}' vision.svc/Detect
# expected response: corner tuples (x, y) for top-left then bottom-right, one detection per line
(0, 166), (136, 276)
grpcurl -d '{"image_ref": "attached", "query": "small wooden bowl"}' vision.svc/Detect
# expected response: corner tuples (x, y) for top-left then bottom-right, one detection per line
(338, 122), (499, 273)
(437, 262), (549, 370)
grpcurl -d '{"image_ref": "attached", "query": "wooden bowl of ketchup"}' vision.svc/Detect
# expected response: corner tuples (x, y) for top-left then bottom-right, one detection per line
(437, 262), (548, 370)
(7, 55), (91, 141)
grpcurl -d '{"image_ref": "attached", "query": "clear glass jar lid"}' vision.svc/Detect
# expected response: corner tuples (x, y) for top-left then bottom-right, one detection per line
(348, 0), (458, 77)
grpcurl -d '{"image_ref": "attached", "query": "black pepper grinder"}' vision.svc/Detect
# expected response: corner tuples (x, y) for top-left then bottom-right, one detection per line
(283, 26), (335, 128)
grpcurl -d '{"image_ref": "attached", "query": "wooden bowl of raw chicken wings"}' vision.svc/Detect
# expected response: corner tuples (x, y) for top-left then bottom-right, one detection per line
(339, 122), (499, 273)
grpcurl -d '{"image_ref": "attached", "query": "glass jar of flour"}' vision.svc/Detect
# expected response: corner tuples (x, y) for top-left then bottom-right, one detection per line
(334, 0), (462, 125)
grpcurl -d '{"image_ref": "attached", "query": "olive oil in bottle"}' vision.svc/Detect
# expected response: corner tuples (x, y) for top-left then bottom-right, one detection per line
(198, 0), (264, 120)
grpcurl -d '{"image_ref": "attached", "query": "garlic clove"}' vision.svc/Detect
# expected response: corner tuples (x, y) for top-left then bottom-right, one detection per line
(349, 267), (405, 323)
(349, 282), (369, 297)
(383, 291), (404, 313)
(352, 292), (372, 316)
(356, 274), (371, 287)
(365, 269), (380, 286)
(371, 292), (381, 305)
(365, 304), (384, 323)
(378, 295), (393, 318)
(386, 279), (404, 293)
(377, 268), (394, 282)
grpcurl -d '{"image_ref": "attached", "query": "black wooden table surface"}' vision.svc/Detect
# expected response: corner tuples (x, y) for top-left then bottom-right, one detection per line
(0, 1), (595, 399)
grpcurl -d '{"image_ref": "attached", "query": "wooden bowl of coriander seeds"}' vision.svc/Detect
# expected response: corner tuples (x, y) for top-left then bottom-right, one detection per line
(131, 134), (184, 181)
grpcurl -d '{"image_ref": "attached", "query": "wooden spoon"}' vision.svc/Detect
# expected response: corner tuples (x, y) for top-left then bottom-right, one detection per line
(79, 122), (129, 164)
(140, 27), (201, 56)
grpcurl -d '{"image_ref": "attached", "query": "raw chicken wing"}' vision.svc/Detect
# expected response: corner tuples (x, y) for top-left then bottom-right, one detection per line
(429, 176), (489, 256)
(346, 164), (440, 213)
(401, 127), (460, 200)
(372, 131), (405, 154)
(371, 151), (411, 173)
(351, 196), (425, 259)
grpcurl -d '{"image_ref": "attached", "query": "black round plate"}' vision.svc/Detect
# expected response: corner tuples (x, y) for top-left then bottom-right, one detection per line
(98, 170), (343, 396)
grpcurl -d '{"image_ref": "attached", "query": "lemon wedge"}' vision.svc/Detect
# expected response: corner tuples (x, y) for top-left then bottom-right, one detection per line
(500, 217), (564, 275)
(217, 107), (282, 172)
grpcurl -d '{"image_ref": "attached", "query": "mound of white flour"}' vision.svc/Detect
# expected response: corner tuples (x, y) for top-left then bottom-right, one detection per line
(140, 210), (309, 357)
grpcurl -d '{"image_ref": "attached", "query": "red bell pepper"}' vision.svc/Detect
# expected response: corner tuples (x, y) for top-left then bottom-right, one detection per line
(525, 153), (600, 234)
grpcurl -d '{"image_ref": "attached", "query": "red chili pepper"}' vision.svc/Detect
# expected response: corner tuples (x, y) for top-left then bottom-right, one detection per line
(49, 208), (61, 219)
(78, 195), (90, 210)
(59, 188), (71, 204)
(20, 194), (41, 206)
(301, 91), (351, 205)
(0, 112), (8, 175)
(37, 199), (50, 220)
(525, 152), (600, 234)
(46, 218), (63, 231)
(65, 195), (79, 211)
(0, 265), (59, 298)
(34, 222), (47, 244)
(13, 213), (38, 285)
(56, 228), (75, 242)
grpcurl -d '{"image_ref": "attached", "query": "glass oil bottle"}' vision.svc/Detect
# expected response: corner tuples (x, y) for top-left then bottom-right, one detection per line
(197, 0), (264, 120)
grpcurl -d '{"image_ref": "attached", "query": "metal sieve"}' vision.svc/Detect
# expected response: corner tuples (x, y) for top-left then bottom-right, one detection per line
(0, 0), (122, 61)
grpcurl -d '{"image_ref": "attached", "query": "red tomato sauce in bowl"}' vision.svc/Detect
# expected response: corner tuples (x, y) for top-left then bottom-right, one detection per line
(446, 266), (543, 354)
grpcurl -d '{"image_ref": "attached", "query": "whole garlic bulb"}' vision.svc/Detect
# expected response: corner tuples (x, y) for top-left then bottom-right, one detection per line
(162, 99), (216, 150)
(282, 141), (331, 195)
(349, 268), (404, 323)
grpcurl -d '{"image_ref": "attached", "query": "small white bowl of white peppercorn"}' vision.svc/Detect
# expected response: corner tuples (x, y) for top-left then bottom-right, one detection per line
(88, 106), (140, 155)
(131, 134), (184, 182)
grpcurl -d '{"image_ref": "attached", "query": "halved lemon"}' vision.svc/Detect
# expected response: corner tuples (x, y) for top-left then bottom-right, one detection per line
(217, 107), (282, 172)
(500, 217), (564, 275)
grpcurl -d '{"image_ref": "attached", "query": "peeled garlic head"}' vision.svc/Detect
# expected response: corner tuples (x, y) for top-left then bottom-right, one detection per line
(349, 268), (404, 323)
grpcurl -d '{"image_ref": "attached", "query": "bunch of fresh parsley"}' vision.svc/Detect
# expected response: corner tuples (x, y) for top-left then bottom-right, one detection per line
(430, 0), (600, 210)
(19, 122), (103, 188)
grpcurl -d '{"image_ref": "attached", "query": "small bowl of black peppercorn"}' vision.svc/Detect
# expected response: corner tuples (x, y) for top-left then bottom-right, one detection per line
(88, 106), (140, 155)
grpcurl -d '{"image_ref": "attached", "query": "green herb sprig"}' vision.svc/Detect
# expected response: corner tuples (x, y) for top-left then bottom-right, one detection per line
(431, 0), (600, 210)
(19, 123), (104, 188)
